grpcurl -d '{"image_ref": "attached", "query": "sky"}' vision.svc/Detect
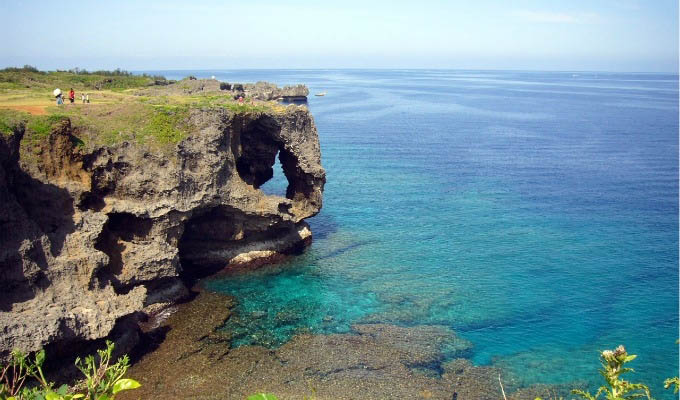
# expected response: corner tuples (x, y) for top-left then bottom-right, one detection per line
(1, 0), (678, 72)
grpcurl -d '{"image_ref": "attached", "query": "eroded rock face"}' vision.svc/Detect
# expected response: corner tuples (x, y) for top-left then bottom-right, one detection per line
(0, 105), (325, 359)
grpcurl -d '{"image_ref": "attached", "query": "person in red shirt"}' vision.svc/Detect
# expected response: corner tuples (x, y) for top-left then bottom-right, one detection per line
(69, 88), (75, 103)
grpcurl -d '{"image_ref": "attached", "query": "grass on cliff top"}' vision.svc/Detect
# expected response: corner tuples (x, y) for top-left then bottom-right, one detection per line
(0, 108), (28, 137)
(0, 104), (189, 154)
(0, 67), (299, 151)
(46, 103), (191, 147)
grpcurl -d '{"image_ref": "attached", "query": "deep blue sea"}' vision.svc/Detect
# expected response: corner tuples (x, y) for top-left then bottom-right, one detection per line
(147, 69), (679, 396)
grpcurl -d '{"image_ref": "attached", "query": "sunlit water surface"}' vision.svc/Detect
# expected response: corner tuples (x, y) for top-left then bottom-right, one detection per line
(147, 69), (678, 397)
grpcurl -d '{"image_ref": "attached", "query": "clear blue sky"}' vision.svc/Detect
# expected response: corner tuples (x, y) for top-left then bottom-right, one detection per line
(1, 0), (678, 72)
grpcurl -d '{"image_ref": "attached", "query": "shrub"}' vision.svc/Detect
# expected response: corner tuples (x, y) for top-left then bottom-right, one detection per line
(0, 65), (41, 73)
(0, 341), (140, 400)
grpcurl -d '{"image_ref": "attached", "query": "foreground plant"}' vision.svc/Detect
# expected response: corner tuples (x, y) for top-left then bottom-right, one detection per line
(0, 350), (42, 399)
(571, 345), (651, 400)
(0, 341), (139, 400)
(74, 341), (140, 400)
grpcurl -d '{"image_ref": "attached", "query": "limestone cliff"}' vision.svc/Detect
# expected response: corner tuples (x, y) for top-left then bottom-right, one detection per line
(0, 105), (325, 359)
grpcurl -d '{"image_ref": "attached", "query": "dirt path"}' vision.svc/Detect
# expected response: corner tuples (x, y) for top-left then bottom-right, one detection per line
(1, 105), (48, 115)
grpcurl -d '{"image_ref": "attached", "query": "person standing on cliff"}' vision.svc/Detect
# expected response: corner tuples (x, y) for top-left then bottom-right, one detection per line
(53, 88), (62, 105)
(69, 88), (75, 103)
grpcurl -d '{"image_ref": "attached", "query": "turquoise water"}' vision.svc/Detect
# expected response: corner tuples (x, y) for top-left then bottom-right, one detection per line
(154, 70), (679, 396)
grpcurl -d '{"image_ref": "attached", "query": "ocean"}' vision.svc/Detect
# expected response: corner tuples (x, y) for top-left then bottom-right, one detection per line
(144, 69), (679, 397)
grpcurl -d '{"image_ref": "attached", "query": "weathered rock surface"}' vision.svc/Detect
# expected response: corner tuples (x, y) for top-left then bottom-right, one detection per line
(243, 82), (309, 101)
(0, 104), (325, 359)
(136, 78), (309, 101)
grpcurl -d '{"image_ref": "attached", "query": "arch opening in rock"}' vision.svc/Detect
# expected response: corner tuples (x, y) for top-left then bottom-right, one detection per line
(234, 116), (310, 203)
(258, 152), (289, 197)
(234, 118), (279, 189)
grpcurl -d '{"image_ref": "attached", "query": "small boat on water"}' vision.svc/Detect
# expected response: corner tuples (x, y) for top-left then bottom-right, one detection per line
(315, 92), (326, 96)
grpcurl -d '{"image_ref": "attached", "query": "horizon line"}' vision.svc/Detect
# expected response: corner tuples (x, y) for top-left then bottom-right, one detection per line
(109, 67), (680, 75)
(2, 65), (677, 75)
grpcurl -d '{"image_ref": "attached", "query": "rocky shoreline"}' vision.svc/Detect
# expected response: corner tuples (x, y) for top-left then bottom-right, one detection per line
(117, 281), (567, 400)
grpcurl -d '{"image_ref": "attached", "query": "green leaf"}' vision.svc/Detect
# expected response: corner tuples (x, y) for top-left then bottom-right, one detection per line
(571, 389), (596, 400)
(72, 395), (85, 399)
(95, 395), (110, 400)
(45, 391), (63, 400)
(112, 378), (141, 394)
(56, 384), (68, 395)
(247, 394), (279, 400)
(35, 349), (46, 366)
(624, 354), (637, 362)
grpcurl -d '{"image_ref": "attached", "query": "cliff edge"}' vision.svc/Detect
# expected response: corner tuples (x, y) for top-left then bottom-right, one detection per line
(0, 95), (325, 359)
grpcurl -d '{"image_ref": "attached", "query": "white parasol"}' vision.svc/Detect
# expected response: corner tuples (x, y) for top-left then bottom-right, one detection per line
(53, 88), (62, 97)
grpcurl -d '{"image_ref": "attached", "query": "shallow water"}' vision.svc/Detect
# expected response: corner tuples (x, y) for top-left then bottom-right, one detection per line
(150, 69), (679, 397)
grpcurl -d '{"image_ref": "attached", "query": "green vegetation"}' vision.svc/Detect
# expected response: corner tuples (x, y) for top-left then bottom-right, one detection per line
(0, 67), (295, 151)
(2, 103), (189, 150)
(534, 345), (679, 400)
(0, 341), (139, 400)
(143, 105), (190, 145)
(72, 103), (190, 147)
(571, 345), (651, 400)
(223, 101), (281, 114)
(25, 114), (69, 139)
(0, 109), (27, 136)
(74, 341), (140, 400)
(247, 394), (278, 400)
(0, 66), (166, 91)
(1, 65), (41, 73)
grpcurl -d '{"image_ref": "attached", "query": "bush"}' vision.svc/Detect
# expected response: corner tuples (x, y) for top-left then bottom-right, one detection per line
(0, 341), (140, 400)
(0, 65), (41, 73)
(67, 68), (132, 77)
